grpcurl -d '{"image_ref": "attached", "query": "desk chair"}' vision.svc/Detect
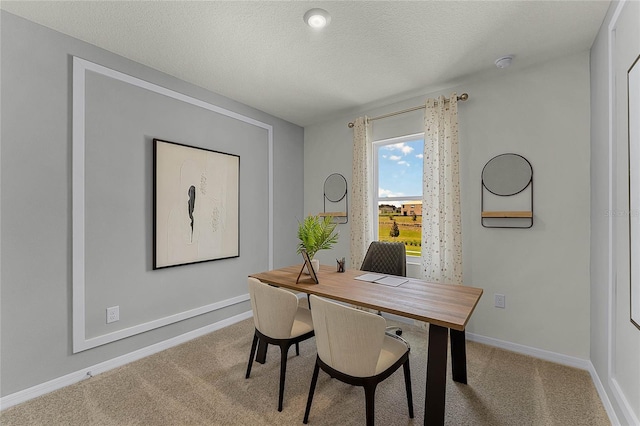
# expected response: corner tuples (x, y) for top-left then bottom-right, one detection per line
(361, 241), (406, 335)
(303, 295), (413, 426)
(246, 277), (315, 412)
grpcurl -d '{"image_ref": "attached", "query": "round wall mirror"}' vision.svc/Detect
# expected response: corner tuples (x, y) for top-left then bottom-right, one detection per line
(324, 173), (347, 202)
(482, 153), (532, 196)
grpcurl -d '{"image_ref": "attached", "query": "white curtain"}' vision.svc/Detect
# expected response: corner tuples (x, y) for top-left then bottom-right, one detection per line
(422, 94), (463, 284)
(350, 117), (373, 269)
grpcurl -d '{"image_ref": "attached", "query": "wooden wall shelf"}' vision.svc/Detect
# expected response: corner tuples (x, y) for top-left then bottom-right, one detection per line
(481, 211), (533, 218)
(318, 212), (347, 218)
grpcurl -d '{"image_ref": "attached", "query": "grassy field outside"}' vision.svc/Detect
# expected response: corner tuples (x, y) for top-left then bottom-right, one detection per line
(378, 214), (422, 257)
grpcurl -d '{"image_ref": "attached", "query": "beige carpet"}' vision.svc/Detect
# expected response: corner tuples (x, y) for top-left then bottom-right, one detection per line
(1, 317), (609, 425)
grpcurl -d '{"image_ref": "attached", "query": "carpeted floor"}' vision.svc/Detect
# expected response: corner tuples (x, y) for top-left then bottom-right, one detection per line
(1, 317), (610, 425)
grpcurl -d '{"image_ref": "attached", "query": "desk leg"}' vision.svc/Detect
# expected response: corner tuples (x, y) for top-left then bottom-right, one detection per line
(425, 324), (447, 426)
(256, 339), (268, 364)
(450, 329), (467, 384)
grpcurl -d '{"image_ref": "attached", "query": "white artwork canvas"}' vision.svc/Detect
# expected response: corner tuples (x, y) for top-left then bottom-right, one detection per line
(154, 139), (239, 269)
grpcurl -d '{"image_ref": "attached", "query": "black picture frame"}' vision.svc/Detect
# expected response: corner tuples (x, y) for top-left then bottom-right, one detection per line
(628, 54), (640, 330)
(153, 138), (240, 269)
(296, 249), (319, 284)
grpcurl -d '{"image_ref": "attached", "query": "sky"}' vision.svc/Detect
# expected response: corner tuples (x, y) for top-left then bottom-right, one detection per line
(377, 138), (423, 201)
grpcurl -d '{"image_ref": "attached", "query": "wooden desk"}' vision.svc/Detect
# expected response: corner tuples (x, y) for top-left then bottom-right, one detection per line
(250, 265), (483, 426)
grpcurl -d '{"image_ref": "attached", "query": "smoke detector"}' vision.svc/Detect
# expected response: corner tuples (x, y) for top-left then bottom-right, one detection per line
(495, 56), (513, 69)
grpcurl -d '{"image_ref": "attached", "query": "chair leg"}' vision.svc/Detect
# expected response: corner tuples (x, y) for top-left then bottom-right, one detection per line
(403, 358), (414, 418)
(363, 383), (377, 426)
(303, 362), (320, 424)
(245, 333), (259, 379)
(296, 341), (300, 356)
(277, 344), (290, 412)
(255, 339), (268, 364)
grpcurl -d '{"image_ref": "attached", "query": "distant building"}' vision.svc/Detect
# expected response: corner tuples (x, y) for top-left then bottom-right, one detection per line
(401, 201), (422, 216)
(378, 204), (397, 215)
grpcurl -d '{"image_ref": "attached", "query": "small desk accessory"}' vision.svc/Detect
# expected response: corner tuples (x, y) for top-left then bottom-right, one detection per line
(296, 249), (319, 284)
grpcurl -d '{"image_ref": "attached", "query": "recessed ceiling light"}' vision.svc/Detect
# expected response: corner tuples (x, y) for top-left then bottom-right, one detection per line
(495, 55), (514, 69)
(304, 8), (331, 29)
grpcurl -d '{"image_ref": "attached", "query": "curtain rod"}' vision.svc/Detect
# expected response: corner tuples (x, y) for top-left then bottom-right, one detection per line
(347, 93), (469, 128)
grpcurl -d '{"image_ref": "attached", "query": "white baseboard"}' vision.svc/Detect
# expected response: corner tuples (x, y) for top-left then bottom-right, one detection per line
(609, 376), (640, 426)
(590, 367), (625, 426)
(2, 313), (632, 426)
(465, 333), (624, 426)
(0, 310), (253, 411)
(361, 315), (631, 425)
(465, 332), (591, 369)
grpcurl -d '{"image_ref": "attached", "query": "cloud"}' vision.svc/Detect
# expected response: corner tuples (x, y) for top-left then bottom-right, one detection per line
(416, 153), (423, 159)
(383, 142), (414, 155)
(397, 161), (410, 167)
(379, 188), (404, 197)
(400, 145), (414, 155)
(389, 155), (402, 161)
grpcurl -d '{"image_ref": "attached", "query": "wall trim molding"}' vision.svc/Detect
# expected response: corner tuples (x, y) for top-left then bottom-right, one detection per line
(71, 57), (273, 353)
(81, 294), (250, 351)
(0, 310), (253, 411)
(605, 2), (640, 425)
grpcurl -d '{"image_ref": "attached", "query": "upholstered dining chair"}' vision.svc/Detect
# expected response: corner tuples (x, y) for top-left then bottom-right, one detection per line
(245, 277), (315, 412)
(303, 295), (413, 426)
(361, 241), (407, 335)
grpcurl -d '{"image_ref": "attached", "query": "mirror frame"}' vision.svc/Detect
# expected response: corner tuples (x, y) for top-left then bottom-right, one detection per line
(481, 153), (533, 197)
(324, 173), (348, 202)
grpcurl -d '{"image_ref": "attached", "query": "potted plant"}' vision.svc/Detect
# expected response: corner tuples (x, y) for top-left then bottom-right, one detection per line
(297, 215), (339, 273)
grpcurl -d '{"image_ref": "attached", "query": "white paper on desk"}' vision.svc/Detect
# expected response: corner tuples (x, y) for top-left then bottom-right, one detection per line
(354, 273), (386, 282)
(374, 276), (408, 287)
(354, 273), (408, 287)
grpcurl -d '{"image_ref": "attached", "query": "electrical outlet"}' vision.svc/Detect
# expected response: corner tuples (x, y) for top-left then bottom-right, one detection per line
(106, 306), (119, 323)
(494, 294), (505, 309)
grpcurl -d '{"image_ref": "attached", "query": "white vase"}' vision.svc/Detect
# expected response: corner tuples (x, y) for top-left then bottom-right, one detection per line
(304, 258), (320, 274)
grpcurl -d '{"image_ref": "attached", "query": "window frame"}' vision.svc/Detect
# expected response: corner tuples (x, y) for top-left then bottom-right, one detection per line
(372, 132), (424, 262)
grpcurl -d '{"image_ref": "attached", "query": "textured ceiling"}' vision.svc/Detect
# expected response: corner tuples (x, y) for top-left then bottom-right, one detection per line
(2, 1), (610, 127)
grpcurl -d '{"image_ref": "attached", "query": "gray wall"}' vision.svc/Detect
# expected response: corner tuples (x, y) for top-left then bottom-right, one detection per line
(305, 51), (592, 359)
(590, 1), (640, 424)
(1, 11), (303, 396)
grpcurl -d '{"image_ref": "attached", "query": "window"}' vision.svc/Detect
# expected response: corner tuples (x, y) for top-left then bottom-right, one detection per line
(373, 133), (424, 259)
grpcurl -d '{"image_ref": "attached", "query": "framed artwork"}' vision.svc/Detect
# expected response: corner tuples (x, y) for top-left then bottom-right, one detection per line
(153, 139), (240, 269)
(629, 54), (640, 330)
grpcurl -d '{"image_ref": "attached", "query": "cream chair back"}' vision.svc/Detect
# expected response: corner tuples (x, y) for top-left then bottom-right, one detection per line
(309, 295), (386, 377)
(248, 277), (298, 339)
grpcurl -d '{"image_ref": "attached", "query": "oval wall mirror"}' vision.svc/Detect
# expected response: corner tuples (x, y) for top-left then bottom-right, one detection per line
(482, 153), (532, 196)
(324, 173), (347, 202)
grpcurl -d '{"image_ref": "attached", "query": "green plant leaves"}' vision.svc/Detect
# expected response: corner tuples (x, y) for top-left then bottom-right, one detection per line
(297, 215), (339, 259)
